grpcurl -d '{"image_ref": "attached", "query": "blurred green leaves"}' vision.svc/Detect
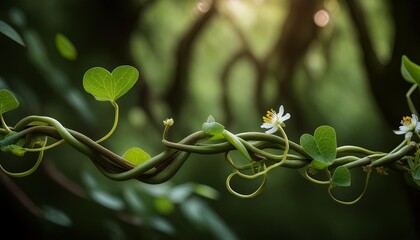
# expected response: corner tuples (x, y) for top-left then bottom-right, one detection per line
(0, 20), (25, 46)
(55, 33), (77, 61)
(80, 169), (231, 238)
(42, 205), (72, 227)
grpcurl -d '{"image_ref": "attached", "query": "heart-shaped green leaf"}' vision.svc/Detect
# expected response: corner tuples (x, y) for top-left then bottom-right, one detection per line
(300, 125), (337, 169)
(331, 166), (351, 187)
(83, 65), (139, 102)
(0, 89), (19, 114)
(123, 147), (151, 166)
(401, 55), (420, 85)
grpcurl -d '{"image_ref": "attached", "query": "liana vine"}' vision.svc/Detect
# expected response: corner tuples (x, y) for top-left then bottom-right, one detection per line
(1, 55), (419, 204)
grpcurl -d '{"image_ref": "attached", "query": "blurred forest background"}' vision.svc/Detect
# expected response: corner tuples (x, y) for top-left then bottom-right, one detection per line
(1, 0), (420, 239)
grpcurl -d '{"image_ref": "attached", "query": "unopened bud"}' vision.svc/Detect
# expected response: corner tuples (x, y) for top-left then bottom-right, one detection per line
(163, 118), (174, 127)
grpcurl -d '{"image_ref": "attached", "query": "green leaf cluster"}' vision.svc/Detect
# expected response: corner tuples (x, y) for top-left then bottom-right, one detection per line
(300, 126), (352, 190)
(300, 125), (337, 169)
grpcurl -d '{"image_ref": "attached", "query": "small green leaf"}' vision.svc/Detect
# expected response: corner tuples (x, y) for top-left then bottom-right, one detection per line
(202, 115), (225, 140)
(123, 147), (151, 166)
(0, 89), (19, 114)
(0, 138), (27, 156)
(55, 33), (77, 61)
(9, 144), (26, 156)
(300, 125), (337, 169)
(331, 166), (351, 187)
(401, 55), (420, 85)
(223, 130), (252, 161)
(412, 167), (420, 181)
(83, 65), (139, 102)
(411, 158), (420, 181)
(0, 20), (25, 47)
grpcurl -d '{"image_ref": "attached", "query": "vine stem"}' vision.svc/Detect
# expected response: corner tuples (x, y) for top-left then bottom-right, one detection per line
(0, 136), (47, 177)
(406, 83), (418, 116)
(302, 168), (331, 185)
(11, 115), (97, 159)
(0, 114), (12, 133)
(96, 101), (119, 143)
(225, 171), (267, 198)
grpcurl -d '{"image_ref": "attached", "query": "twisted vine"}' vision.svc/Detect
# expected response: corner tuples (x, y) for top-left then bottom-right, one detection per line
(1, 56), (420, 204)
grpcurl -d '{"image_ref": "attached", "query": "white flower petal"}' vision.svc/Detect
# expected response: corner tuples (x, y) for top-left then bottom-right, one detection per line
(281, 113), (291, 122)
(405, 132), (413, 139)
(265, 127), (278, 134)
(261, 123), (273, 129)
(278, 105), (284, 116)
(415, 124), (420, 133)
(399, 126), (410, 131)
(393, 130), (406, 135)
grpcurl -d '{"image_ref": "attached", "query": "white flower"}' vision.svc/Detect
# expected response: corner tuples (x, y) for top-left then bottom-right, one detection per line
(260, 105), (291, 134)
(393, 114), (420, 139)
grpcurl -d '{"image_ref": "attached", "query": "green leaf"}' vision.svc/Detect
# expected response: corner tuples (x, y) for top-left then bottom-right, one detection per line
(0, 138), (27, 156)
(410, 159), (420, 181)
(401, 55), (420, 85)
(300, 125), (337, 169)
(42, 205), (72, 227)
(412, 167), (420, 181)
(202, 115), (225, 140)
(331, 166), (351, 187)
(90, 189), (125, 210)
(194, 184), (219, 200)
(223, 130), (252, 161)
(83, 65), (139, 102)
(154, 196), (175, 215)
(55, 33), (77, 61)
(0, 89), (19, 114)
(123, 147), (151, 166)
(0, 20), (25, 47)
(9, 144), (26, 156)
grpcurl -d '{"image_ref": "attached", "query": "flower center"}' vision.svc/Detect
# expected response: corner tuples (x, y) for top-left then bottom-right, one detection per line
(402, 116), (412, 126)
(263, 109), (277, 124)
